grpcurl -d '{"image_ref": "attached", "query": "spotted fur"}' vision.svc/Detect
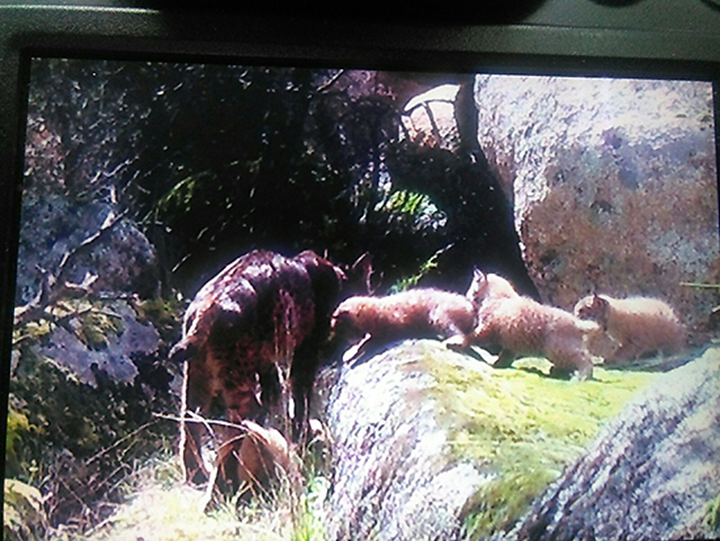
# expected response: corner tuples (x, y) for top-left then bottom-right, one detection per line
(330, 288), (478, 360)
(573, 293), (686, 363)
(467, 269), (598, 380)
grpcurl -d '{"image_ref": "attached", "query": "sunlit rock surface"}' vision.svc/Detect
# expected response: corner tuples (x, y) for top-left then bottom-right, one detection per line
(401, 84), (462, 152)
(474, 75), (719, 344)
(321, 338), (714, 540)
(503, 346), (720, 541)
(325, 340), (488, 540)
(321, 338), (658, 540)
(39, 301), (160, 387)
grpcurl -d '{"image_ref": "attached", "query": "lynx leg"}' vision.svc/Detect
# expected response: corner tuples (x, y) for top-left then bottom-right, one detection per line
(493, 350), (516, 369)
(443, 333), (471, 350)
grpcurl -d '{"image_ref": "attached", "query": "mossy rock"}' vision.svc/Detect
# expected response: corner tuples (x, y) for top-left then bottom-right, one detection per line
(3, 479), (47, 541)
(325, 340), (658, 539)
(423, 353), (656, 537)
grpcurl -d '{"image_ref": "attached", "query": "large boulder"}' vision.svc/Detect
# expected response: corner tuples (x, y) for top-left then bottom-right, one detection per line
(17, 113), (161, 306)
(321, 339), (660, 540)
(14, 113), (165, 386)
(37, 300), (160, 387)
(15, 197), (160, 306)
(8, 115), (176, 526)
(503, 346), (720, 541)
(324, 341), (487, 540)
(474, 75), (719, 344)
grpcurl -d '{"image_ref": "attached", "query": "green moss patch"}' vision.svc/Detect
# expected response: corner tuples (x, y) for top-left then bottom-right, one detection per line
(76, 307), (125, 350)
(136, 296), (184, 344)
(704, 491), (720, 533)
(421, 350), (658, 538)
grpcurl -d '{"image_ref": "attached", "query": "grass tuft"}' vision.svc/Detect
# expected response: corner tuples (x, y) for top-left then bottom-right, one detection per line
(39, 447), (330, 541)
(703, 491), (720, 533)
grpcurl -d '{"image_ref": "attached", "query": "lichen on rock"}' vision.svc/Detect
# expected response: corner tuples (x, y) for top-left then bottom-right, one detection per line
(474, 75), (719, 345)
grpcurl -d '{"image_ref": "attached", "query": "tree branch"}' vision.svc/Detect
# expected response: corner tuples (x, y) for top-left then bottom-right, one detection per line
(13, 208), (129, 327)
(316, 69), (346, 93)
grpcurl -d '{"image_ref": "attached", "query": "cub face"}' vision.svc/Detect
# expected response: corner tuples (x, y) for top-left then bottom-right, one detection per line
(573, 294), (610, 326)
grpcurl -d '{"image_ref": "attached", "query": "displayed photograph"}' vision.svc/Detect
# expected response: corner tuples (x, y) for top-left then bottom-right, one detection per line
(6, 58), (719, 540)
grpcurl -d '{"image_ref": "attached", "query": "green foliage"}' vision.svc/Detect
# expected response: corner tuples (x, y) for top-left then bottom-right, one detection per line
(153, 173), (205, 217)
(291, 476), (330, 541)
(136, 296), (184, 344)
(12, 320), (52, 348)
(391, 245), (448, 293)
(19, 60), (540, 536)
(385, 141), (533, 293)
(384, 190), (433, 216)
(704, 492), (720, 532)
(4, 408), (33, 477)
(377, 189), (446, 238)
(15, 299), (125, 352)
(422, 354), (657, 538)
(76, 307), (125, 351)
(9, 335), (178, 527)
(62, 452), (330, 541)
(26, 59), (528, 298)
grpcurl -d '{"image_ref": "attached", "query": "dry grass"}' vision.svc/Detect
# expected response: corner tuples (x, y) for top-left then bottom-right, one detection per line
(42, 449), (329, 541)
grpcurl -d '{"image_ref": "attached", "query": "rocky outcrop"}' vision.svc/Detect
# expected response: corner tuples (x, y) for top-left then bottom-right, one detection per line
(323, 339), (719, 541)
(474, 76), (719, 344)
(38, 301), (160, 387)
(9, 116), (175, 526)
(14, 114), (163, 384)
(17, 114), (160, 307)
(503, 346), (720, 541)
(15, 198), (160, 306)
(324, 340), (488, 540)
